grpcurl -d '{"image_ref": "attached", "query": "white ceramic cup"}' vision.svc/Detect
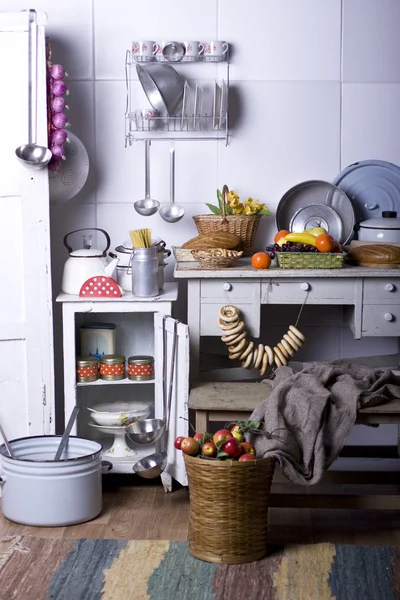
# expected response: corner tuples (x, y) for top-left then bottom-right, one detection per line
(183, 41), (205, 58)
(204, 41), (229, 58)
(134, 109), (159, 131)
(132, 40), (158, 58)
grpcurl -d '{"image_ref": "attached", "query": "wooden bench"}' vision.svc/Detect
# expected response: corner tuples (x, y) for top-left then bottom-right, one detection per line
(188, 381), (400, 509)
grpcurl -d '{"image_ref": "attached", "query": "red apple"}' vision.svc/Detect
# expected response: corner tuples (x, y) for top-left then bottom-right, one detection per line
(202, 441), (217, 457)
(213, 429), (233, 445)
(240, 442), (256, 456)
(239, 453), (256, 462)
(230, 424), (244, 443)
(174, 436), (185, 450)
(194, 432), (211, 444)
(181, 437), (200, 456)
(221, 437), (242, 458)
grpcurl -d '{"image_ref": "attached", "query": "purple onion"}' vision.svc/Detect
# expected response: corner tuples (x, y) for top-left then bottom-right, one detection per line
(52, 129), (68, 145)
(48, 158), (62, 172)
(52, 80), (67, 96)
(51, 144), (64, 159)
(52, 112), (68, 129)
(52, 97), (66, 112)
(50, 64), (65, 80)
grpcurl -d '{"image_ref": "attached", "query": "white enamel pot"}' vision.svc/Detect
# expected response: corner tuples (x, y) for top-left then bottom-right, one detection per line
(0, 436), (107, 527)
(355, 211), (400, 243)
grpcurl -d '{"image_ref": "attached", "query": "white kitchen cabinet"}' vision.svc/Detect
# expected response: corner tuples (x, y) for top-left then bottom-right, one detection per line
(0, 12), (55, 440)
(56, 283), (189, 491)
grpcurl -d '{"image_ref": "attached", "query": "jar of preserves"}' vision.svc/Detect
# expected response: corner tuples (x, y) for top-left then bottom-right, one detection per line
(99, 354), (126, 380)
(127, 356), (154, 381)
(76, 356), (98, 383)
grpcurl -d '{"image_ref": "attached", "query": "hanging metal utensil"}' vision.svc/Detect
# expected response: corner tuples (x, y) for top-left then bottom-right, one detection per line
(54, 406), (80, 461)
(0, 423), (14, 459)
(159, 142), (185, 223)
(15, 10), (52, 170)
(132, 319), (178, 479)
(134, 139), (160, 216)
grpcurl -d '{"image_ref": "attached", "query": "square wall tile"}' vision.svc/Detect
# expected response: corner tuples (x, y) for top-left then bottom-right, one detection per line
(218, 82), (341, 214)
(218, 0), (341, 81)
(0, 0), (94, 79)
(341, 84), (400, 168)
(95, 81), (218, 205)
(94, 0), (217, 79)
(343, 0), (400, 83)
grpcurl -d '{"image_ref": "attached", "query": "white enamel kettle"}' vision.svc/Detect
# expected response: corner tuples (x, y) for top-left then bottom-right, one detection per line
(61, 228), (119, 295)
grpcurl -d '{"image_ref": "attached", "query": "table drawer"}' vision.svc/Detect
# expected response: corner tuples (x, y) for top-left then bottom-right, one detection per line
(200, 280), (259, 300)
(261, 279), (355, 304)
(363, 279), (400, 303)
(362, 304), (400, 336)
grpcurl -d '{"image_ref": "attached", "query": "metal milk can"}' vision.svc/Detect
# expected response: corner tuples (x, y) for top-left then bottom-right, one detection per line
(131, 246), (159, 297)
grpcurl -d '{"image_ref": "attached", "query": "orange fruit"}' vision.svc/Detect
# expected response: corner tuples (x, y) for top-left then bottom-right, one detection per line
(274, 230), (290, 244)
(251, 252), (271, 269)
(315, 234), (336, 253)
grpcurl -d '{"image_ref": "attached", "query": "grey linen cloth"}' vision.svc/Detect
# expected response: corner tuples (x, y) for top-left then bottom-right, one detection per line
(248, 360), (400, 486)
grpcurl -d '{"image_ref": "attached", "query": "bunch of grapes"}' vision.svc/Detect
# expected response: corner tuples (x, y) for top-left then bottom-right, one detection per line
(265, 242), (319, 259)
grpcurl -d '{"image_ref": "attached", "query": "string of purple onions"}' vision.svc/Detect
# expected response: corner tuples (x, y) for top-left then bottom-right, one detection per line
(47, 53), (69, 172)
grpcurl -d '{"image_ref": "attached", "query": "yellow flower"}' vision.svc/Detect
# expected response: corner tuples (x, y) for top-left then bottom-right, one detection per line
(228, 197), (241, 208)
(244, 205), (256, 215)
(227, 191), (240, 204)
(233, 203), (244, 214)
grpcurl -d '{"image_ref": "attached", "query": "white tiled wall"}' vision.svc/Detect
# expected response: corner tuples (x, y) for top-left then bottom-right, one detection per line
(2, 0), (399, 439)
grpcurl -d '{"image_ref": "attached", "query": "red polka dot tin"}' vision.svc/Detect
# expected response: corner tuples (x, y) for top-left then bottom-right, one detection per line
(128, 356), (154, 381)
(100, 355), (126, 380)
(76, 356), (99, 383)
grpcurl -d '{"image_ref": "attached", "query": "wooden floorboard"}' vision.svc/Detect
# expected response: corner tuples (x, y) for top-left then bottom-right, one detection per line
(0, 481), (399, 546)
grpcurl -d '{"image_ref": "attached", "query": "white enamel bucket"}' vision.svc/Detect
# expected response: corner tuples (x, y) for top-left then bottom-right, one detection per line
(0, 436), (104, 527)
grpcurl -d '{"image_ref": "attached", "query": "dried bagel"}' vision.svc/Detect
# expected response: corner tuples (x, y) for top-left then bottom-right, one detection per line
(240, 341), (254, 361)
(264, 345), (274, 366)
(274, 353), (282, 368)
(218, 317), (239, 330)
(277, 341), (290, 360)
(219, 305), (240, 323)
(285, 332), (301, 351)
(274, 345), (287, 366)
(228, 338), (247, 354)
(226, 331), (247, 346)
(254, 344), (264, 370)
(281, 337), (294, 357)
(260, 351), (269, 377)
(242, 351), (255, 369)
(289, 325), (305, 343)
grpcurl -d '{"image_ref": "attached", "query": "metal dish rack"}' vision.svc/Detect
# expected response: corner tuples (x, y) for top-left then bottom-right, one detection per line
(125, 49), (230, 146)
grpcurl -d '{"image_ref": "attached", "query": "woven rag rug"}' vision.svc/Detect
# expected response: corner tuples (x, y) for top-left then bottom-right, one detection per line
(0, 536), (399, 600)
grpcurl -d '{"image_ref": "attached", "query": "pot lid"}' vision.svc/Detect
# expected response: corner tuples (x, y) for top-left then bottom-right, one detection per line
(70, 248), (104, 258)
(359, 211), (400, 229)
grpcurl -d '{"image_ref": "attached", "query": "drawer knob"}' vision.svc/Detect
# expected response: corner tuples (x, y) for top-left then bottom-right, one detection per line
(385, 283), (395, 292)
(384, 312), (394, 322)
(223, 282), (232, 292)
(300, 282), (310, 291)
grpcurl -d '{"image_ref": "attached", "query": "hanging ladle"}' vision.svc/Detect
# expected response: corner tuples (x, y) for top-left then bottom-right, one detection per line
(131, 319), (178, 479)
(134, 139), (160, 216)
(15, 10), (52, 170)
(54, 406), (80, 461)
(0, 423), (15, 459)
(159, 142), (185, 223)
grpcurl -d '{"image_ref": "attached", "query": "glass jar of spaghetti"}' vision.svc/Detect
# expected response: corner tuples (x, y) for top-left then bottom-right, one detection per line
(76, 356), (98, 383)
(127, 356), (154, 381)
(99, 354), (126, 380)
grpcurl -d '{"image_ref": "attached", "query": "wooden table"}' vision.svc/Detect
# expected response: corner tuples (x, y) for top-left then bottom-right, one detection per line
(176, 260), (400, 508)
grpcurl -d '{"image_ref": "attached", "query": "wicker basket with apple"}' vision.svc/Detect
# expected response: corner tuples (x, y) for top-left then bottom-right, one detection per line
(174, 421), (275, 564)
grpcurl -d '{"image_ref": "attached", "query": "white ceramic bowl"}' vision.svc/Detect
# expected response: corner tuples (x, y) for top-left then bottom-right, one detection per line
(88, 402), (151, 426)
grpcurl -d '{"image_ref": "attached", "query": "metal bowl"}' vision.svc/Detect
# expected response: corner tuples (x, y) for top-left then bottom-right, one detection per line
(125, 418), (165, 445)
(132, 453), (168, 479)
(136, 64), (184, 116)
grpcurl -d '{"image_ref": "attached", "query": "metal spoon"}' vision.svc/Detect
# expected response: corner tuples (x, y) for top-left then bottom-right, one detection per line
(134, 139), (160, 216)
(15, 10), (52, 170)
(159, 143), (185, 223)
(54, 406), (79, 461)
(0, 423), (14, 458)
(133, 319), (178, 478)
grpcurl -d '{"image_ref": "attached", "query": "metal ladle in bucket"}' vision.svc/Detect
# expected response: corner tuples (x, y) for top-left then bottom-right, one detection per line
(15, 10), (52, 169)
(159, 142), (185, 223)
(134, 139), (160, 216)
(131, 319), (178, 479)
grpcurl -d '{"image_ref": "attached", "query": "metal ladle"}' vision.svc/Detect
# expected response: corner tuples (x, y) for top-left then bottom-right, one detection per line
(0, 423), (14, 458)
(132, 319), (178, 479)
(159, 142), (185, 223)
(134, 139), (160, 216)
(15, 10), (52, 170)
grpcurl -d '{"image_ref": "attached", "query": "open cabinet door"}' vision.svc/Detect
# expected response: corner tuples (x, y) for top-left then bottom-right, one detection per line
(154, 313), (189, 492)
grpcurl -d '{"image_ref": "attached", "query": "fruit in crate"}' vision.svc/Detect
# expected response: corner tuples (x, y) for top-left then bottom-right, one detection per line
(240, 442), (256, 455)
(174, 436), (185, 449)
(213, 429), (233, 445)
(230, 424), (244, 443)
(239, 454), (256, 461)
(181, 437), (200, 456)
(220, 437), (242, 458)
(202, 441), (217, 457)
(267, 226), (341, 256)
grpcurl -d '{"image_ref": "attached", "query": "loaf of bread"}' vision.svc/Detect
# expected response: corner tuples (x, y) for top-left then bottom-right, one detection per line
(348, 244), (400, 265)
(181, 232), (241, 250)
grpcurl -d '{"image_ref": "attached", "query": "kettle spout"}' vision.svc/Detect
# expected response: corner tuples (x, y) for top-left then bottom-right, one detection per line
(105, 257), (119, 278)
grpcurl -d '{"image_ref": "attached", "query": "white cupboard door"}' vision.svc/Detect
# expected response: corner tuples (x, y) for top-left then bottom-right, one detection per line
(0, 13), (54, 439)
(154, 313), (189, 491)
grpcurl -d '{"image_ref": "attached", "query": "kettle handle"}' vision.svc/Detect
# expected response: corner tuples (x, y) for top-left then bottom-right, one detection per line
(63, 228), (111, 256)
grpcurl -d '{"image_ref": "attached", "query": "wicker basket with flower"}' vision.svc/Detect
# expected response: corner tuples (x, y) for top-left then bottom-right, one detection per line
(193, 185), (271, 256)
